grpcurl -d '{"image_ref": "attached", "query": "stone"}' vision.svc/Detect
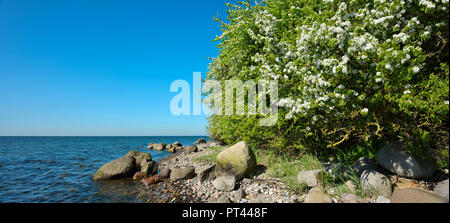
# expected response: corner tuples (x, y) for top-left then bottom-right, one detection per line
(170, 166), (195, 181)
(184, 145), (198, 153)
(198, 165), (216, 182)
(345, 180), (357, 193)
(215, 141), (257, 180)
(391, 188), (448, 203)
(434, 179), (449, 200)
(141, 160), (158, 176)
(132, 171), (147, 181)
(234, 188), (246, 202)
(206, 140), (225, 147)
(297, 169), (324, 187)
(142, 175), (160, 186)
(216, 194), (231, 203)
(195, 138), (206, 144)
(125, 150), (151, 166)
(352, 157), (379, 176)
(376, 195), (391, 203)
(304, 186), (333, 203)
(158, 167), (171, 179)
(360, 169), (393, 198)
(93, 156), (136, 181)
(213, 176), (236, 191)
(340, 193), (366, 203)
(172, 142), (182, 147)
(376, 143), (435, 179)
(167, 147), (177, 153)
(151, 143), (166, 151)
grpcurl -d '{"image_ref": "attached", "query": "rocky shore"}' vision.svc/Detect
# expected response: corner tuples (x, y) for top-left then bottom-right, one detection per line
(92, 138), (449, 203)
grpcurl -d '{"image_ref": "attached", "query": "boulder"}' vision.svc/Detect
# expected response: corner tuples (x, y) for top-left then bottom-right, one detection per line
(340, 193), (366, 203)
(141, 160), (158, 176)
(150, 143), (166, 151)
(297, 169), (324, 187)
(132, 171), (147, 181)
(213, 176), (236, 191)
(376, 143), (435, 179)
(198, 165), (216, 182)
(167, 147), (177, 153)
(172, 142), (182, 147)
(434, 179), (449, 200)
(304, 186), (333, 203)
(352, 157), (379, 176)
(234, 188), (247, 202)
(184, 145), (198, 153)
(170, 166), (195, 181)
(360, 169), (392, 198)
(195, 138), (207, 144)
(125, 150), (151, 166)
(215, 141), (257, 180)
(158, 167), (171, 179)
(216, 194), (232, 203)
(391, 188), (448, 203)
(93, 156), (136, 181)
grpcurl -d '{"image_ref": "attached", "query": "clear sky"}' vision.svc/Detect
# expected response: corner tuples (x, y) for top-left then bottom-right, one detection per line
(0, 0), (236, 136)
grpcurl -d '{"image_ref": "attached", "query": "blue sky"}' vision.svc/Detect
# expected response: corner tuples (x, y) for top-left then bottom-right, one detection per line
(0, 0), (236, 136)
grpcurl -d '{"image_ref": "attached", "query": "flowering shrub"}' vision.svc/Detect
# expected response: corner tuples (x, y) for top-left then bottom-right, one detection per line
(206, 0), (449, 168)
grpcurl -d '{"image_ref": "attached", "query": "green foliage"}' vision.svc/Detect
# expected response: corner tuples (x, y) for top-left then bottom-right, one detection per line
(206, 0), (449, 168)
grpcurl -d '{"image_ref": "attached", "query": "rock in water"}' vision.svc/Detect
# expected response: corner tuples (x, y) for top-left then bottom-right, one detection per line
(215, 141), (257, 180)
(360, 169), (393, 198)
(142, 175), (160, 186)
(376, 143), (435, 179)
(141, 160), (157, 176)
(158, 167), (171, 179)
(213, 176), (236, 191)
(93, 156), (136, 181)
(297, 169), (324, 187)
(391, 188), (448, 203)
(125, 150), (151, 166)
(133, 171), (147, 181)
(167, 147), (177, 153)
(195, 138), (206, 144)
(170, 166), (195, 181)
(151, 143), (166, 151)
(172, 142), (182, 147)
(434, 179), (449, 200)
(304, 186), (333, 203)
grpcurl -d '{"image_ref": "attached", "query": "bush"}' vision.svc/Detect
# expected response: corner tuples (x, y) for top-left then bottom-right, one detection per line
(206, 0), (449, 168)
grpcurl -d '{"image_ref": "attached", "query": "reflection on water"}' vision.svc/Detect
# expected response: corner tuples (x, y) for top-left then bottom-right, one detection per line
(0, 136), (206, 203)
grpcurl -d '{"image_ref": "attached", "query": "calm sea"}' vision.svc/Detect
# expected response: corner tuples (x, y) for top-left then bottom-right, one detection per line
(0, 136), (207, 203)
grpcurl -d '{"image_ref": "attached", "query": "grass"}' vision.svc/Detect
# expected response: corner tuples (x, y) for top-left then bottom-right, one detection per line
(194, 146), (226, 163)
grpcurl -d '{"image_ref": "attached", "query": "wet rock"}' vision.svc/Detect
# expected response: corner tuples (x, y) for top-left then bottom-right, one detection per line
(213, 175), (236, 191)
(340, 193), (366, 203)
(195, 138), (206, 145)
(376, 195), (391, 203)
(149, 143), (166, 151)
(184, 145), (198, 153)
(376, 143), (435, 179)
(170, 166), (195, 181)
(93, 156), (136, 181)
(158, 167), (171, 179)
(297, 169), (323, 187)
(304, 186), (332, 203)
(133, 171), (147, 181)
(215, 141), (257, 180)
(172, 142), (182, 147)
(142, 175), (160, 186)
(360, 169), (392, 198)
(434, 179), (449, 200)
(391, 188), (448, 203)
(198, 165), (216, 182)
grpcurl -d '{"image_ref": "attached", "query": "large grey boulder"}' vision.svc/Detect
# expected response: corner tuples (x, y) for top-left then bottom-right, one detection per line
(148, 143), (166, 151)
(198, 165), (216, 182)
(360, 169), (393, 198)
(297, 169), (324, 187)
(184, 145), (198, 153)
(125, 150), (151, 166)
(213, 176), (236, 191)
(376, 143), (435, 179)
(391, 188), (448, 203)
(304, 186), (333, 203)
(141, 160), (158, 176)
(93, 156), (136, 181)
(352, 157), (379, 176)
(170, 166), (195, 181)
(434, 179), (449, 200)
(215, 141), (257, 180)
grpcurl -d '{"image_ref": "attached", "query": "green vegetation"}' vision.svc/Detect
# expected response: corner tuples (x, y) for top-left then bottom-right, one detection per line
(205, 0), (449, 169)
(194, 146), (226, 163)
